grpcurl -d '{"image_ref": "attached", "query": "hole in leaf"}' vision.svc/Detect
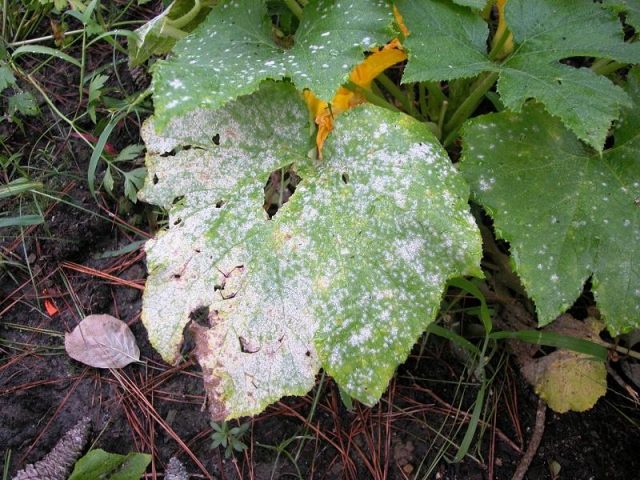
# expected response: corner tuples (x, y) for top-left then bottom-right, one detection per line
(215, 200), (225, 209)
(263, 164), (301, 219)
(172, 195), (185, 205)
(173, 218), (182, 226)
(604, 134), (615, 150)
(341, 173), (350, 184)
(239, 336), (260, 354)
(160, 149), (176, 158)
(152, 174), (159, 185)
(212, 133), (220, 145)
(189, 306), (210, 327)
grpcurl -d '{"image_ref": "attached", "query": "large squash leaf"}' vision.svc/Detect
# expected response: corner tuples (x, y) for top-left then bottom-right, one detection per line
(152, 0), (393, 129)
(397, 0), (640, 151)
(140, 82), (482, 419)
(460, 70), (640, 334)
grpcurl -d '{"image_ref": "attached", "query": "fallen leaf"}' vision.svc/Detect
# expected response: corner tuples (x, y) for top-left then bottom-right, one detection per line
(65, 314), (140, 369)
(521, 317), (607, 413)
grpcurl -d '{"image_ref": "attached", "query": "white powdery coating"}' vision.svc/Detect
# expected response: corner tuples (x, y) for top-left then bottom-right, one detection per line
(154, 0), (394, 120)
(141, 95), (483, 416)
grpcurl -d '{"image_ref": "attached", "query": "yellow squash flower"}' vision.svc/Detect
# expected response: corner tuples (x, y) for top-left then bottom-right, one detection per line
(304, 44), (406, 155)
(305, 7), (409, 155)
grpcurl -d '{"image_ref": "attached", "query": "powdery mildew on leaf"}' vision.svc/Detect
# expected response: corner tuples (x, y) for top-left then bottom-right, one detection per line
(461, 72), (640, 333)
(140, 82), (482, 419)
(140, 82), (316, 419)
(305, 108), (483, 403)
(152, 0), (393, 129)
(397, 0), (640, 151)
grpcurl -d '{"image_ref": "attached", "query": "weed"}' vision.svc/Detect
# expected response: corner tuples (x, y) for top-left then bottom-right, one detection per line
(210, 421), (250, 459)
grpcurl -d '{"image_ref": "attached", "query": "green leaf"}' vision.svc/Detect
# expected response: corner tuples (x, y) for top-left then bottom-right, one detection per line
(0, 65), (16, 91)
(128, 0), (214, 67)
(12, 45), (82, 68)
(114, 144), (145, 163)
(152, 0), (394, 129)
(0, 214), (44, 228)
(397, 0), (640, 151)
(123, 167), (146, 203)
(8, 92), (39, 116)
(398, 0), (492, 83)
(603, 0), (640, 30)
(68, 449), (151, 480)
(139, 81), (482, 419)
(88, 74), (108, 103)
(103, 166), (115, 192)
(461, 69), (640, 334)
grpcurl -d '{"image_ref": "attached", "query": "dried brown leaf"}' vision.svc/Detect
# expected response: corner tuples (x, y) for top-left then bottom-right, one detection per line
(65, 314), (140, 369)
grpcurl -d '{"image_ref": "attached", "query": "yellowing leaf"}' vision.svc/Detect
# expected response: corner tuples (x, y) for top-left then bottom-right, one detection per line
(521, 317), (607, 413)
(529, 350), (607, 413)
(305, 43), (407, 154)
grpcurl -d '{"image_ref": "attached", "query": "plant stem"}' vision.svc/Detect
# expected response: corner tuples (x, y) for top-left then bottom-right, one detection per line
(160, 23), (188, 40)
(283, 0), (304, 20)
(166, 0), (201, 29)
(344, 80), (401, 112)
(8, 29), (85, 47)
(592, 59), (626, 76)
(443, 71), (498, 147)
(418, 82), (428, 118)
(437, 100), (449, 137)
(376, 72), (416, 115)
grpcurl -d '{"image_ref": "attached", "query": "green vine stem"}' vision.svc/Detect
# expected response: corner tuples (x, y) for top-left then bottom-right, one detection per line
(283, 0), (304, 20)
(160, 23), (188, 40)
(591, 59), (626, 76)
(165, 0), (202, 29)
(376, 72), (418, 117)
(344, 80), (401, 112)
(443, 71), (499, 147)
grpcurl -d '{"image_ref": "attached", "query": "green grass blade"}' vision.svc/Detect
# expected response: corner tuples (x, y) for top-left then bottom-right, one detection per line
(447, 277), (492, 333)
(88, 113), (123, 196)
(426, 323), (481, 356)
(0, 179), (42, 199)
(12, 45), (81, 68)
(489, 330), (608, 361)
(0, 214), (44, 228)
(453, 380), (486, 463)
